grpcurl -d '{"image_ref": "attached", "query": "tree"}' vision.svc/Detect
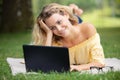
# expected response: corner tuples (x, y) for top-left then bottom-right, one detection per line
(115, 0), (120, 16)
(1, 0), (33, 33)
(0, 0), (2, 28)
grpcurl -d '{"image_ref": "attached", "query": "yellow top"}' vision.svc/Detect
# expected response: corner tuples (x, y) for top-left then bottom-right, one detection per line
(69, 33), (105, 65)
(53, 33), (105, 65)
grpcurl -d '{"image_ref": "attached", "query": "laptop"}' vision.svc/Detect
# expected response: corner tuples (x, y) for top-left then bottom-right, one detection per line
(23, 45), (70, 73)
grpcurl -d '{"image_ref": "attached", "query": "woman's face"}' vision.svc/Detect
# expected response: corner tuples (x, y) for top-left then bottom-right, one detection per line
(44, 13), (72, 38)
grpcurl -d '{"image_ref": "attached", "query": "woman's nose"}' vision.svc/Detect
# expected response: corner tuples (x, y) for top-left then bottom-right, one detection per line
(56, 26), (62, 31)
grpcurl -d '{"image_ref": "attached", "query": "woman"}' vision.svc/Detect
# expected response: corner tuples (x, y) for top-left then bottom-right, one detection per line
(32, 3), (105, 71)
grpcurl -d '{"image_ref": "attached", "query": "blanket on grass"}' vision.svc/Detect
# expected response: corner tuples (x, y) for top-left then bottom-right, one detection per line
(7, 57), (120, 75)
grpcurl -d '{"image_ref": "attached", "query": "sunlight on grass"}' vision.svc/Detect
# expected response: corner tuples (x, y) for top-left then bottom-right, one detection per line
(82, 9), (120, 28)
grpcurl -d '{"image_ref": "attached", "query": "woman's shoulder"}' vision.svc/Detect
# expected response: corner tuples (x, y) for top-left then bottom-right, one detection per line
(80, 22), (97, 38)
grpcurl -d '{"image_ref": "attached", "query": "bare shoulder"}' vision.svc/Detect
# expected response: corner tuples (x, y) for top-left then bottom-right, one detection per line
(80, 22), (97, 38)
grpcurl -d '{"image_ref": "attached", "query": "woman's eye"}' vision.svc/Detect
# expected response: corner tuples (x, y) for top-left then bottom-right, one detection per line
(57, 20), (62, 24)
(50, 26), (56, 30)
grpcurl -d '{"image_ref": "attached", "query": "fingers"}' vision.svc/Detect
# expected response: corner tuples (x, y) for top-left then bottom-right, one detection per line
(39, 20), (52, 34)
(70, 65), (77, 72)
(39, 20), (46, 28)
(39, 20), (48, 30)
(70, 65), (81, 72)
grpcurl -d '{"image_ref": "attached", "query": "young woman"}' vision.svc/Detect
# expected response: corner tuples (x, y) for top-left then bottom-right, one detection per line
(32, 3), (105, 71)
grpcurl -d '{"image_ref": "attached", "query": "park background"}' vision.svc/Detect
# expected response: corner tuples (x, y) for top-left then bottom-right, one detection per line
(0, 0), (120, 80)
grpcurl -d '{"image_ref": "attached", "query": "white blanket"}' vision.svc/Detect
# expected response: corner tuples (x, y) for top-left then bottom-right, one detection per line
(7, 57), (120, 75)
(7, 58), (26, 75)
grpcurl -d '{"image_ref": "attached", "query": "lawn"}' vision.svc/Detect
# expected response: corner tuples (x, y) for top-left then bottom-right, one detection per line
(0, 27), (120, 80)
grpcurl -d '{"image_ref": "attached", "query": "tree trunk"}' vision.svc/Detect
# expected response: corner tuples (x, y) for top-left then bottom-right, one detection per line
(0, 0), (3, 31)
(1, 0), (33, 33)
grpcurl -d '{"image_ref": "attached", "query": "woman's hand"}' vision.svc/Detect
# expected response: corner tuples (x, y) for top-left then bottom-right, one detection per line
(70, 65), (81, 72)
(39, 20), (53, 46)
(70, 62), (105, 72)
(39, 20), (53, 35)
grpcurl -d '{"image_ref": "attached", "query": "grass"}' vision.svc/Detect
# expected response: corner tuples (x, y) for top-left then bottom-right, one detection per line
(97, 27), (120, 58)
(0, 27), (120, 80)
(82, 9), (120, 28)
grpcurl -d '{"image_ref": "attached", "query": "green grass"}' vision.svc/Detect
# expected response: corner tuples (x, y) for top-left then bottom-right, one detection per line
(97, 27), (120, 58)
(0, 27), (120, 80)
(82, 9), (120, 28)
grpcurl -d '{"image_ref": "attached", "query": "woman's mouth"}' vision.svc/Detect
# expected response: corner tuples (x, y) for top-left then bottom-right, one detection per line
(59, 28), (66, 35)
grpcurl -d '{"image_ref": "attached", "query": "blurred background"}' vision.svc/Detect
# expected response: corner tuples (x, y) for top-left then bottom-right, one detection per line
(0, 1), (120, 79)
(0, 0), (120, 33)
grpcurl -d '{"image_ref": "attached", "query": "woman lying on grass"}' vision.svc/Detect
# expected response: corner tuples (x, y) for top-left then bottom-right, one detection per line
(32, 3), (105, 71)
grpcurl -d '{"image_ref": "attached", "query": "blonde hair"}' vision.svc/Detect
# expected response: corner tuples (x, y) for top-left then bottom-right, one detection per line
(32, 3), (78, 45)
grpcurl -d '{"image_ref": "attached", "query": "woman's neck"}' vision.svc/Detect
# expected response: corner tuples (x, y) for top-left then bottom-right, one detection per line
(61, 25), (82, 47)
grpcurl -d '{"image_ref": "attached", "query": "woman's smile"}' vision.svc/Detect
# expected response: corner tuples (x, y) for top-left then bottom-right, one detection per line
(58, 28), (66, 36)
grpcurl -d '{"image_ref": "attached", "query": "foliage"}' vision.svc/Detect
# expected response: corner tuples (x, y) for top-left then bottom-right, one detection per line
(32, 0), (97, 19)
(0, 0), (120, 33)
(32, 0), (120, 19)
(82, 9), (120, 28)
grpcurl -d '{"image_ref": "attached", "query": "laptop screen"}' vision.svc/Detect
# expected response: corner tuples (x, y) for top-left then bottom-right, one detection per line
(23, 45), (70, 73)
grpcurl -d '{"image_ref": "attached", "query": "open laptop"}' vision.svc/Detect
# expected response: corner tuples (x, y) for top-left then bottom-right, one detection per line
(23, 45), (70, 73)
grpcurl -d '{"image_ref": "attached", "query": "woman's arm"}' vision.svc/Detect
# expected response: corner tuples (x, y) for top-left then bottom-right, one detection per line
(39, 20), (53, 46)
(70, 62), (105, 71)
(45, 32), (53, 46)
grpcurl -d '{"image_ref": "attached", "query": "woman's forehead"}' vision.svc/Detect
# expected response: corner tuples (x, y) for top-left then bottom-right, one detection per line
(45, 14), (63, 25)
